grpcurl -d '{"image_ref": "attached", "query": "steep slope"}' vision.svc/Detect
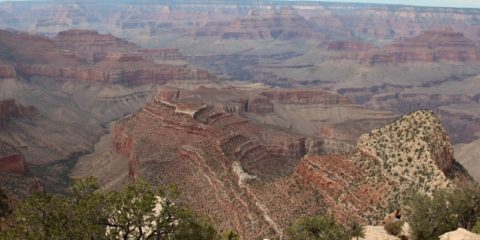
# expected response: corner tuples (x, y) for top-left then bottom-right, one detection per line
(296, 110), (461, 225)
(0, 29), (220, 195)
(74, 85), (459, 239)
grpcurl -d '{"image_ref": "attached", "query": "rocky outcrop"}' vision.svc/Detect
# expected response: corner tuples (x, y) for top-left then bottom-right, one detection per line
(440, 228), (480, 240)
(0, 141), (26, 175)
(296, 110), (460, 225)
(358, 226), (402, 240)
(78, 85), (465, 238)
(355, 110), (454, 184)
(108, 87), (336, 239)
(0, 100), (35, 128)
(246, 96), (274, 114)
(54, 29), (139, 63)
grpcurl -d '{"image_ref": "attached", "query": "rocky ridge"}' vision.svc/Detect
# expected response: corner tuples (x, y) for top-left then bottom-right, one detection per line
(296, 110), (459, 224)
(74, 85), (463, 239)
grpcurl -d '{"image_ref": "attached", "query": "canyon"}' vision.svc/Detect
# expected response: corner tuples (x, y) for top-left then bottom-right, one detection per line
(73, 90), (468, 239)
(0, 1), (479, 239)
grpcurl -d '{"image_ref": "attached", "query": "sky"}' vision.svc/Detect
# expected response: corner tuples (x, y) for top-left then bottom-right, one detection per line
(306, 0), (480, 8)
(0, 0), (479, 9)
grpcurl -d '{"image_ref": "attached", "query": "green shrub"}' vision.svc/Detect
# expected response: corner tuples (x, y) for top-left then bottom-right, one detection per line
(404, 188), (480, 240)
(384, 220), (404, 236)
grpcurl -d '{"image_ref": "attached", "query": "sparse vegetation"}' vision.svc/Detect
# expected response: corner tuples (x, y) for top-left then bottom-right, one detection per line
(222, 228), (240, 240)
(384, 220), (404, 236)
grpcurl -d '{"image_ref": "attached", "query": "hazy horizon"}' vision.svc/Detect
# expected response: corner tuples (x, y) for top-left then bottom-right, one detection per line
(312, 0), (480, 8)
(0, 0), (480, 8)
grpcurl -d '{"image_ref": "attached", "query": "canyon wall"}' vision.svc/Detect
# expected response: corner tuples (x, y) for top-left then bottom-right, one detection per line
(0, 141), (27, 175)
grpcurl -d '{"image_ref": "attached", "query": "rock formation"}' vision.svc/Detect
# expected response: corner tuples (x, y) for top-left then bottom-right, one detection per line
(0, 141), (27, 175)
(53, 29), (139, 63)
(296, 110), (460, 224)
(75, 82), (465, 239)
(440, 228), (480, 240)
(0, 29), (215, 85)
(367, 30), (479, 64)
(196, 7), (324, 40)
(321, 29), (479, 64)
(0, 100), (35, 128)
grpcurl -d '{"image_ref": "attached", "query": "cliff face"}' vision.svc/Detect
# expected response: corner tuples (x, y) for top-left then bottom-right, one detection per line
(368, 30), (479, 64)
(0, 141), (27, 175)
(85, 86), (371, 239)
(260, 89), (351, 105)
(196, 7), (324, 40)
(98, 93), (461, 237)
(110, 90), (328, 239)
(321, 29), (479, 64)
(0, 29), (215, 85)
(53, 29), (139, 63)
(0, 100), (35, 128)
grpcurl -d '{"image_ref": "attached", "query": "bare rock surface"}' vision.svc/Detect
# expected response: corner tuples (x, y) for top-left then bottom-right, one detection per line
(440, 228), (480, 240)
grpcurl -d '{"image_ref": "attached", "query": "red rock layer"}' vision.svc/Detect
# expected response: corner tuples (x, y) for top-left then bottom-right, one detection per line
(196, 8), (325, 40)
(369, 30), (479, 64)
(154, 87), (350, 116)
(111, 89), (330, 239)
(295, 155), (388, 225)
(0, 64), (16, 78)
(0, 154), (26, 174)
(54, 29), (139, 63)
(260, 89), (351, 105)
(0, 141), (27, 175)
(0, 29), (215, 85)
(323, 30), (479, 64)
(136, 49), (185, 62)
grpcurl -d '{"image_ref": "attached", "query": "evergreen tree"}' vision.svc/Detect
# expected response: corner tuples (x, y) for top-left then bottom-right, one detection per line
(1, 177), (220, 240)
(404, 188), (480, 240)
